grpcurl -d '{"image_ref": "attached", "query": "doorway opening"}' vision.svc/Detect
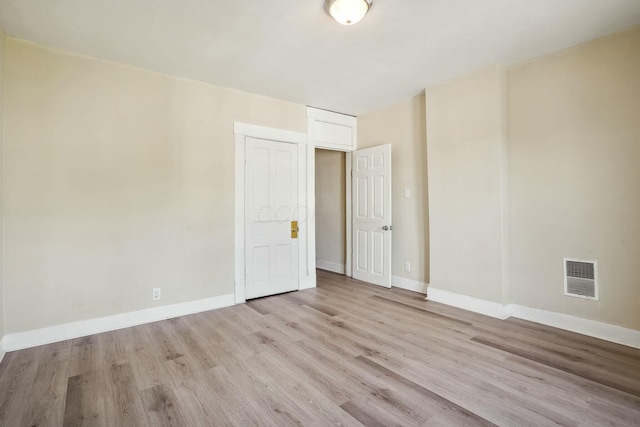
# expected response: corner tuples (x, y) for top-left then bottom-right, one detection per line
(315, 149), (348, 276)
(313, 144), (393, 288)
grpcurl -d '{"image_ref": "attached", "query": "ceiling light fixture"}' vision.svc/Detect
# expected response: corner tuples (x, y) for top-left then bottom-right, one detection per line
(325, 0), (372, 26)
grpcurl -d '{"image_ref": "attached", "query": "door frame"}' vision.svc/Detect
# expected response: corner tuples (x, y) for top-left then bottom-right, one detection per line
(235, 118), (357, 305)
(234, 122), (311, 304)
(307, 107), (357, 279)
(311, 148), (353, 278)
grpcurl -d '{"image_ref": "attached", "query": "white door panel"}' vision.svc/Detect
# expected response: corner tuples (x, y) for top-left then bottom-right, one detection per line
(245, 137), (299, 299)
(352, 144), (392, 288)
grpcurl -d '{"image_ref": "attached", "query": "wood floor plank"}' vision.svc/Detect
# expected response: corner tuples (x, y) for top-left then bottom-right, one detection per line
(505, 316), (640, 359)
(140, 384), (198, 427)
(108, 363), (150, 427)
(361, 348), (564, 426)
(251, 351), (365, 427)
(1, 270), (640, 426)
(292, 341), (431, 425)
(63, 372), (96, 426)
(68, 335), (101, 377)
(472, 334), (640, 397)
(260, 312), (310, 342)
(164, 317), (217, 371)
(221, 357), (316, 426)
(142, 320), (206, 384)
(348, 322), (598, 425)
(369, 295), (472, 327)
(163, 377), (234, 427)
(96, 329), (134, 367)
(18, 357), (69, 426)
(340, 399), (405, 427)
(296, 316), (552, 425)
(251, 331), (359, 405)
(354, 355), (497, 427)
(194, 365), (264, 425)
(0, 349), (42, 426)
(63, 363), (148, 427)
(128, 343), (173, 392)
(471, 318), (640, 371)
(302, 301), (341, 317)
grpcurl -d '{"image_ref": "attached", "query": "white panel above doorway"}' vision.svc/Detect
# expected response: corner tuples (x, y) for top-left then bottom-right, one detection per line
(307, 107), (357, 151)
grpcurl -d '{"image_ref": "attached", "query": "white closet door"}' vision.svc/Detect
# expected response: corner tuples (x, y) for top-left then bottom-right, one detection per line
(352, 144), (392, 288)
(245, 137), (299, 299)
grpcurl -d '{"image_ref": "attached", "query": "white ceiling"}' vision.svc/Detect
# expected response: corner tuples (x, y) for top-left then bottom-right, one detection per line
(1, 0), (640, 115)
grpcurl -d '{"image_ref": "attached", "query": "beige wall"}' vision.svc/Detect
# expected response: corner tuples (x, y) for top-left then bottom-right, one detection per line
(509, 27), (640, 329)
(426, 65), (509, 303)
(4, 38), (306, 333)
(424, 26), (640, 330)
(3, 24), (638, 338)
(358, 94), (429, 285)
(315, 150), (346, 268)
(0, 30), (5, 338)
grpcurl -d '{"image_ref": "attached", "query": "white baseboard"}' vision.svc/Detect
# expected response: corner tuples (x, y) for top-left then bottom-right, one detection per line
(507, 304), (640, 350)
(427, 286), (509, 319)
(2, 293), (235, 353)
(392, 276), (428, 294)
(4, 285), (638, 355)
(426, 286), (640, 349)
(316, 260), (346, 275)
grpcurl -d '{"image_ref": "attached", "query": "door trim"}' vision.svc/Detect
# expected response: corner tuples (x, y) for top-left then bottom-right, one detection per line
(234, 122), (308, 304)
(308, 148), (352, 278)
(308, 113), (355, 278)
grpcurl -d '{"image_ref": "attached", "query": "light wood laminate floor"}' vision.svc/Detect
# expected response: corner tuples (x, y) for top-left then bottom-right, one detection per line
(1, 269), (639, 426)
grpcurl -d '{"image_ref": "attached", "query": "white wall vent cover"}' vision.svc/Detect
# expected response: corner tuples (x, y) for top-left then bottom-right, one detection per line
(564, 258), (598, 300)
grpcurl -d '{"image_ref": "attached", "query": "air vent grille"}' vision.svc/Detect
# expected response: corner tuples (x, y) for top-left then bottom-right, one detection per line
(564, 259), (598, 300)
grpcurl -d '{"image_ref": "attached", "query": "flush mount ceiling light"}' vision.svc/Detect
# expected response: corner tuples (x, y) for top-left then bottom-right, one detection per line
(325, 0), (373, 25)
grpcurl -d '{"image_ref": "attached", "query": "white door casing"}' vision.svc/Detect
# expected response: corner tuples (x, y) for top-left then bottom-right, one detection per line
(352, 144), (392, 287)
(234, 122), (309, 305)
(307, 107), (357, 277)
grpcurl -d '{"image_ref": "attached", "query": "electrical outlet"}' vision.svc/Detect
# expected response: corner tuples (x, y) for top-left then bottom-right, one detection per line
(404, 262), (411, 272)
(404, 188), (411, 198)
(152, 288), (161, 301)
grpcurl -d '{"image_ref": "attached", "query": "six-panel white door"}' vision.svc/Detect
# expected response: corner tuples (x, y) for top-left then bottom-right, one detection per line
(352, 144), (392, 288)
(245, 137), (299, 299)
